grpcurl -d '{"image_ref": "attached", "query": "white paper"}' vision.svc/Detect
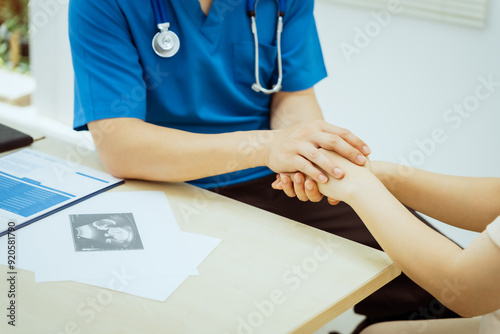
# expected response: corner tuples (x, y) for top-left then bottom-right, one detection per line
(31, 191), (197, 281)
(78, 232), (222, 301)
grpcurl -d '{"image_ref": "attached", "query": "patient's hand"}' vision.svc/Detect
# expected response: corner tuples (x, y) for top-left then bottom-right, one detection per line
(316, 150), (376, 203)
(271, 172), (322, 202)
(272, 150), (375, 204)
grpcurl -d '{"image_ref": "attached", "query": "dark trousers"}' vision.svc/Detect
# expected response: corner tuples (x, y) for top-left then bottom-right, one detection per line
(210, 173), (459, 333)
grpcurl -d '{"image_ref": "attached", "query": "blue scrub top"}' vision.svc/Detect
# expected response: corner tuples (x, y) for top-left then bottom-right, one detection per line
(69, 0), (327, 189)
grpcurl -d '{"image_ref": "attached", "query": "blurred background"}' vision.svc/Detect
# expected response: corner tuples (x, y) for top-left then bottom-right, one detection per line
(0, 0), (498, 333)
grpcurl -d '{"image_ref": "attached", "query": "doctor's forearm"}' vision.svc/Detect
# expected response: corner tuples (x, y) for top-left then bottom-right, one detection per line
(89, 118), (269, 182)
(270, 88), (324, 130)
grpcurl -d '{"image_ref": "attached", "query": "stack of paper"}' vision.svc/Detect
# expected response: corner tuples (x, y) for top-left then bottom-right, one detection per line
(323, 0), (490, 28)
(0, 191), (221, 301)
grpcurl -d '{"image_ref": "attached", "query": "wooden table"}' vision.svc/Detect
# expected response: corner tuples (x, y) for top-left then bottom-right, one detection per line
(0, 137), (400, 334)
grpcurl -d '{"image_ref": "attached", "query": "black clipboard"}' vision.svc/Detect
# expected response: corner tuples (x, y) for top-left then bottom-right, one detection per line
(0, 123), (34, 153)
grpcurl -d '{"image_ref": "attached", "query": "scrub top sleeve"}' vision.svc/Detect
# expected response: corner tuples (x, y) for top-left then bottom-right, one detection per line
(69, 0), (147, 131)
(280, 0), (328, 92)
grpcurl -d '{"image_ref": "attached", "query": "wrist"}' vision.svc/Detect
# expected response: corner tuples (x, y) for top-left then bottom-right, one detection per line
(259, 129), (276, 168)
(233, 130), (273, 169)
(371, 161), (397, 191)
(319, 170), (379, 205)
(346, 175), (387, 207)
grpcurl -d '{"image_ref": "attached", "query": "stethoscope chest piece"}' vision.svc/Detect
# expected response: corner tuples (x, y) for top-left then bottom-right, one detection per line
(152, 23), (180, 58)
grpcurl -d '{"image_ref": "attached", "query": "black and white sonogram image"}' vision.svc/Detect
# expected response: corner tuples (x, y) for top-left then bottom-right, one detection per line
(70, 213), (144, 252)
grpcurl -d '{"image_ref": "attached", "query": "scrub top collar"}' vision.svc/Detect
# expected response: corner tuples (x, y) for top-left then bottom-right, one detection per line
(177, 0), (225, 43)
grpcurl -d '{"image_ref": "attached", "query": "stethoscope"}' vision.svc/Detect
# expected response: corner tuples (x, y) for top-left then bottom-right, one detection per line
(150, 0), (285, 94)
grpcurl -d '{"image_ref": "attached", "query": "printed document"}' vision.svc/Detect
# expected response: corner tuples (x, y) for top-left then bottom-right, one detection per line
(0, 149), (123, 236)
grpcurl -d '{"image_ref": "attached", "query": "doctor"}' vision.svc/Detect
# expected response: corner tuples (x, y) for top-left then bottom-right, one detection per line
(69, 0), (456, 330)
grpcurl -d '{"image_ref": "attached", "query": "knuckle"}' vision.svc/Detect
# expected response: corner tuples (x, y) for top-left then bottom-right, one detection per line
(306, 189), (322, 202)
(336, 128), (351, 137)
(295, 158), (310, 172)
(305, 120), (323, 133)
(312, 119), (324, 127)
(306, 191), (320, 202)
(298, 196), (308, 202)
(309, 149), (320, 161)
(293, 173), (304, 183)
(311, 196), (322, 202)
(350, 148), (362, 159)
(296, 127), (307, 137)
(283, 182), (293, 191)
(293, 185), (303, 195)
(329, 135), (341, 145)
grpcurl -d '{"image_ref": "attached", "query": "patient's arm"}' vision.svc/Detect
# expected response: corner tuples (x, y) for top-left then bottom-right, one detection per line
(372, 161), (500, 232)
(316, 150), (500, 317)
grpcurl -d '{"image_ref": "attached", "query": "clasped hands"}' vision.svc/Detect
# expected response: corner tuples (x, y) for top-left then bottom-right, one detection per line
(265, 120), (372, 204)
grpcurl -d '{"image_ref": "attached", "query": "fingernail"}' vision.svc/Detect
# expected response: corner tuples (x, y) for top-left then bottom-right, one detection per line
(281, 176), (287, 184)
(334, 168), (343, 177)
(306, 182), (313, 191)
(357, 155), (366, 164)
(363, 145), (371, 155)
(319, 174), (328, 183)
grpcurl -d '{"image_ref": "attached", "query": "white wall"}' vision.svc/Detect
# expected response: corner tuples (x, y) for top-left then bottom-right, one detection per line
(320, 0), (490, 28)
(29, 0), (73, 126)
(314, 0), (500, 246)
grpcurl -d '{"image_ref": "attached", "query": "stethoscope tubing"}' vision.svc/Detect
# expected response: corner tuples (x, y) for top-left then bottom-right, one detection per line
(247, 0), (285, 16)
(250, 15), (283, 94)
(152, 0), (167, 25)
(150, 0), (285, 94)
(248, 0), (285, 94)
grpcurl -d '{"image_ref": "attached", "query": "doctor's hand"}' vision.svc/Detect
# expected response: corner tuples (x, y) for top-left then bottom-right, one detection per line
(264, 120), (371, 186)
